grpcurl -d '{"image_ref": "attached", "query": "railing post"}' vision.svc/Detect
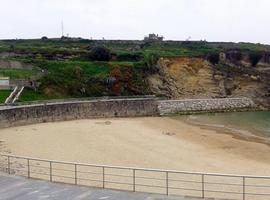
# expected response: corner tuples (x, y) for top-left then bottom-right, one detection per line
(202, 174), (205, 198)
(102, 166), (105, 189)
(243, 176), (245, 200)
(7, 156), (10, 174)
(75, 164), (77, 185)
(27, 158), (30, 178)
(49, 161), (52, 182)
(133, 169), (136, 192)
(166, 171), (169, 196)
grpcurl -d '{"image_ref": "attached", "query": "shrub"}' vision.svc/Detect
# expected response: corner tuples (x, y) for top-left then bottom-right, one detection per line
(41, 36), (48, 40)
(116, 52), (143, 61)
(144, 53), (160, 72)
(9, 44), (15, 52)
(226, 51), (242, 62)
(89, 46), (112, 61)
(249, 51), (263, 66)
(207, 52), (220, 65)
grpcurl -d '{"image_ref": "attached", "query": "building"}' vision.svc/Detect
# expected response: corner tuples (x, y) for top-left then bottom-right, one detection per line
(144, 34), (164, 42)
(0, 77), (10, 89)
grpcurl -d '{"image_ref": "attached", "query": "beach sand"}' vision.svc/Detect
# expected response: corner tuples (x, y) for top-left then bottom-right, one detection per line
(0, 117), (270, 176)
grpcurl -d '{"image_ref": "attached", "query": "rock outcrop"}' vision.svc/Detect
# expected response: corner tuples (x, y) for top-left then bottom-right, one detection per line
(148, 56), (270, 107)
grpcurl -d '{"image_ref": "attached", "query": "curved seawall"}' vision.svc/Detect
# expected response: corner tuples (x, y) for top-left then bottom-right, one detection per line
(0, 98), (158, 128)
(0, 97), (256, 128)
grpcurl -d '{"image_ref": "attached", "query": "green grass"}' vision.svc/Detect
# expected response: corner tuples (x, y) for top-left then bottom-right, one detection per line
(35, 60), (112, 79)
(33, 60), (142, 79)
(0, 39), (258, 57)
(238, 42), (270, 51)
(0, 68), (38, 79)
(19, 88), (62, 102)
(0, 90), (11, 103)
(2, 39), (270, 60)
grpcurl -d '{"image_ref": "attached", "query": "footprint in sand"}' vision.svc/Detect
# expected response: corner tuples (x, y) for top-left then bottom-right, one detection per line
(95, 121), (112, 125)
(163, 132), (176, 136)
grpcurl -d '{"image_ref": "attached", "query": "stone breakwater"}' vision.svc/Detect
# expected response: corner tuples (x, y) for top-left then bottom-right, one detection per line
(0, 97), (257, 128)
(158, 98), (256, 115)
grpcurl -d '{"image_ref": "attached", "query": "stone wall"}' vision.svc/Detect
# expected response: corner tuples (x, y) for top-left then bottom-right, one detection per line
(0, 98), (158, 128)
(158, 98), (256, 115)
(0, 97), (257, 128)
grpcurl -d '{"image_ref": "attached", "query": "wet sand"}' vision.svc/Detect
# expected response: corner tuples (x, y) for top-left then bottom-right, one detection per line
(0, 117), (270, 176)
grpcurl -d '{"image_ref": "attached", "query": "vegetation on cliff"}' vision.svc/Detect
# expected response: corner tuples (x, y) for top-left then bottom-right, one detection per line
(0, 38), (269, 102)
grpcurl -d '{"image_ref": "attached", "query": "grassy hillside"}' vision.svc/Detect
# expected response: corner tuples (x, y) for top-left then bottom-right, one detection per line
(0, 90), (11, 103)
(0, 68), (38, 79)
(1, 38), (270, 101)
(18, 88), (64, 102)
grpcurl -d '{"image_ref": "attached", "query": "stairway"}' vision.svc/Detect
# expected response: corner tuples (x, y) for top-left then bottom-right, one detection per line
(5, 86), (24, 104)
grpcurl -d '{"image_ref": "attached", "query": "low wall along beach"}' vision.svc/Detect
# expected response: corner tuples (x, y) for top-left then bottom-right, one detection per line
(0, 97), (256, 128)
(0, 98), (158, 128)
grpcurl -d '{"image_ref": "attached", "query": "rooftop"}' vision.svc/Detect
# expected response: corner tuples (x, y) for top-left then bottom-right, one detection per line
(0, 77), (9, 80)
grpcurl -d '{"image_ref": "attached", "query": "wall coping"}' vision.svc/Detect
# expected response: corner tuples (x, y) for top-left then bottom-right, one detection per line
(0, 97), (157, 111)
(158, 97), (252, 103)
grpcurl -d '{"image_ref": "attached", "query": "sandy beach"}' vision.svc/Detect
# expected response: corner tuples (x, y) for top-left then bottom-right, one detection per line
(1, 117), (270, 176)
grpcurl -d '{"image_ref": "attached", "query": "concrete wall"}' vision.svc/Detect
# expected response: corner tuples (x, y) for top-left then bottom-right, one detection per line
(0, 97), (257, 128)
(158, 98), (256, 115)
(0, 98), (158, 128)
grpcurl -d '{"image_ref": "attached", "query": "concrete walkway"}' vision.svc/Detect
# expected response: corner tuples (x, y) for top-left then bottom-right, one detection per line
(0, 173), (198, 200)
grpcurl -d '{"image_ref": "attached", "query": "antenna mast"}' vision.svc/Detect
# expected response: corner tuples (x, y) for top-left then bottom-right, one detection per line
(61, 21), (64, 37)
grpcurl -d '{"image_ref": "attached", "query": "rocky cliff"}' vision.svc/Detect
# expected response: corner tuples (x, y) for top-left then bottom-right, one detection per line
(148, 52), (270, 107)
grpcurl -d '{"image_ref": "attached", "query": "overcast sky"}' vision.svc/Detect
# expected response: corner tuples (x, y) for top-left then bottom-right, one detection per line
(0, 0), (269, 44)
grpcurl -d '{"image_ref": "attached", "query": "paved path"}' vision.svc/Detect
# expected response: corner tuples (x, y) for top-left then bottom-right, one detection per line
(0, 173), (198, 200)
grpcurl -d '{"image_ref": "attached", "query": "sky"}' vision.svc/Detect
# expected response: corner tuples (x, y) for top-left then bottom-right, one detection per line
(0, 0), (269, 44)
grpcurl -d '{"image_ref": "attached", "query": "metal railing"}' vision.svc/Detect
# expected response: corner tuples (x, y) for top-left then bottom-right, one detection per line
(1, 154), (270, 200)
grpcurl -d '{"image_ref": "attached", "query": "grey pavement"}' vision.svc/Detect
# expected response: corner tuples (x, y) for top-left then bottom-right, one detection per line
(0, 173), (198, 200)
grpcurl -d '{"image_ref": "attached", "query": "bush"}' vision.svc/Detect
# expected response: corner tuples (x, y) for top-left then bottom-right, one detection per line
(41, 36), (48, 40)
(89, 46), (112, 61)
(116, 52), (143, 61)
(207, 52), (220, 65)
(249, 51), (262, 66)
(226, 50), (242, 62)
(145, 53), (160, 69)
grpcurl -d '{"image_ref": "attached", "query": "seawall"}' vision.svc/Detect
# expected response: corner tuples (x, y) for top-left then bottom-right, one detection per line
(158, 98), (256, 115)
(0, 98), (158, 128)
(0, 97), (257, 128)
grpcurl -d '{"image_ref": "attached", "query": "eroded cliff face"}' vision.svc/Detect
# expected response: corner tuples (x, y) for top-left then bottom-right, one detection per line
(148, 58), (219, 98)
(148, 56), (270, 106)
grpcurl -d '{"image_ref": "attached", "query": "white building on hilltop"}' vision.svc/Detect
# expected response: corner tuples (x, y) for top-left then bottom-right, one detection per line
(144, 33), (164, 41)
